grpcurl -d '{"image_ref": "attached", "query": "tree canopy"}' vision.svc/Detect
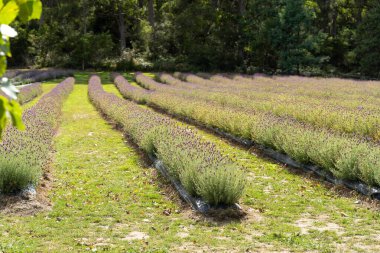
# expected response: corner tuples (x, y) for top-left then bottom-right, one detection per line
(7, 0), (380, 78)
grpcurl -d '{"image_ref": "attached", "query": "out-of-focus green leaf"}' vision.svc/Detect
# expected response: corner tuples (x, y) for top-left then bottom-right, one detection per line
(0, 1), (20, 24)
(0, 96), (7, 138)
(0, 24), (18, 37)
(0, 95), (24, 138)
(0, 36), (11, 58)
(0, 56), (6, 76)
(0, 0), (42, 139)
(7, 99), (24, 130)
(18, 0), (42, 22)
(1, 77), (19, 99)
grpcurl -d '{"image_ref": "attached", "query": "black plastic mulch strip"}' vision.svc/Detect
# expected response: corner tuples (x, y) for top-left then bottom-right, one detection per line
(147, 154), (241, 214)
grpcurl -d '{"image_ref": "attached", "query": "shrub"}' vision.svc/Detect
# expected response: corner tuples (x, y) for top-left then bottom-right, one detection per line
(11, 69), (74, 84)
(126, 73), (380, 188)
(17, 83), (43, 104)
(89, 75), (245, 206)
(0, 156), (39, 194)
(0, 77), (74, 193)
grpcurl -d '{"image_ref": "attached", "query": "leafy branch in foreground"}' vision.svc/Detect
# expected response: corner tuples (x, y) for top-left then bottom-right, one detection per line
(0, 0), (42, 138)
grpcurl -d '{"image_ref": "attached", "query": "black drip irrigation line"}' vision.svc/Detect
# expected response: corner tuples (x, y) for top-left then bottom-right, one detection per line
(147, 154), (241, 214)
(145, 103), (380, 201)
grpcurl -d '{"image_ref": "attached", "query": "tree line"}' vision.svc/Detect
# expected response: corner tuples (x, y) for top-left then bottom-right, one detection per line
(9, 0), (380, 78)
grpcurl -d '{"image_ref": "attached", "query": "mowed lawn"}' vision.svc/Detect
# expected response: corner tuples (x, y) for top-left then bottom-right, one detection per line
(0, 73), (380, 252)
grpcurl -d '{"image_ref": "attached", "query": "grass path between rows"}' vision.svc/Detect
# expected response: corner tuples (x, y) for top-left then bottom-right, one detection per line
(0, 72), (379, 252)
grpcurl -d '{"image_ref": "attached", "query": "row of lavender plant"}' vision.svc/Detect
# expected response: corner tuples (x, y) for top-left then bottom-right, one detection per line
(232, 74), (380, 99)
(11, 69), (74, 84)
(186, 73), (380, 114)
(113, 74), (380, 188)
(173, 72), (380, 117)
(182, 72), (380, 102)
(156, 73), (380, 141)
(18, 83), (43, 104)
(89, 75), (245, 206)
(111, 72), (151, 104)
(144, 73), (380, 140)
(0, 78), (74, 193)
(0, 82), (42, 105)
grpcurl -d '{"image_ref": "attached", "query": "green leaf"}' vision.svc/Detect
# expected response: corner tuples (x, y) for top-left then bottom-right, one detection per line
(8, 99), (24, 130)
(0, 37), (11, 57)
(0, 96), (6, 139)
(29, 0), (42, 19)
(0, 1), (19, 24)
(0, 55), (6, 76)
(0, 95), (24, 140)
(18, 0), (42, 22)
(1, 77), (19, 99)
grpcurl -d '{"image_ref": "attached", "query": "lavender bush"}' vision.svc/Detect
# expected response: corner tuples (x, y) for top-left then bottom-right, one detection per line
(0, 77), (74, 193)
(18, 83), (43, 104)
(124, 74), (380, 188)
(89, 75), (245, 206)
(11, 69), (74, 84)
(157, 73), (199, 89)
(112, 73), (150, 104)
(135, 72), (167, 91)
(160, 73), (380, 140)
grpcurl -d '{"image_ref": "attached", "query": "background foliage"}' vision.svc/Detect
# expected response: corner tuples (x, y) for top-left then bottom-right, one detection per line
(8, 0), (380, 78)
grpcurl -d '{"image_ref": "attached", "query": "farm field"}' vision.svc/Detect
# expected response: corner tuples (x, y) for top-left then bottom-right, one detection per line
(2, 1), (380, 251)
(1, 72), (380, 252)
(116, 73), (380, 191)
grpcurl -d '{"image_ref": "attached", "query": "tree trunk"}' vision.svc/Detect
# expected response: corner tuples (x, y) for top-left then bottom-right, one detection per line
(331, 7), (337, 37)
(237, 0), (246, 65)
(238, 0), (246, 15)
(39, 11), (44, 25)
(355, 0), (366, 24)
(316, 0), (331, 33)
(138, 0), (144, 8)
(148, 0), (155, 28)
(82, 0), (88, 70)
(118, 9), (126, 54)
(211, 0), (218, 8)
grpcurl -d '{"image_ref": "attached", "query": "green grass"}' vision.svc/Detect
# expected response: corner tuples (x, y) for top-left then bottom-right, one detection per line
(0, 72), (380, 252)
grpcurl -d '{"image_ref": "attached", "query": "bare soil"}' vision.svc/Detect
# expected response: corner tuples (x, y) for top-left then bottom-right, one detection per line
(0, 156), (54, 216)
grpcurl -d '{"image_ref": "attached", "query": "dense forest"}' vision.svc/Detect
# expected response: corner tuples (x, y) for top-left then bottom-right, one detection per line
(9, 0), (380, 77)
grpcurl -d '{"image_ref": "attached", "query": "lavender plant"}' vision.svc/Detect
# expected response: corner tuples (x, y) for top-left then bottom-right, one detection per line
(0, 77), (74, 193)
(17, 83), (43, 104)
(89, 75), (245, 206)
(11, 69), (74, 84)
(117, 74), (380, 188)
(158, 73), (380, 141)
(112, 73), (150, 104)
(157, 73), (200, 89)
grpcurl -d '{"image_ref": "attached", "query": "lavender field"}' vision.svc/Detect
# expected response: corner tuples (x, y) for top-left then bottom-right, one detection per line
(114, 73), (380, 192)
(2, 0), (380, 250)
(1, 72), (380, 252)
